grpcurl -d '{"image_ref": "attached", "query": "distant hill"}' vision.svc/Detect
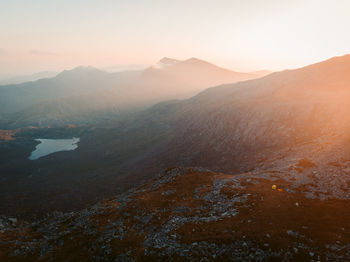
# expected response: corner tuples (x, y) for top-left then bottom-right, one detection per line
(0, 66), (139, 115)
(0, 58), (260, 128)
(130, 54), (350, 173)
(250, 70), (272, 76)
(0, 71), (58, 85)
(140, 57), (258, 98)
(0, 67), (142, 128)
(2, 55), (350, 217)
(66, 54), (350, 194)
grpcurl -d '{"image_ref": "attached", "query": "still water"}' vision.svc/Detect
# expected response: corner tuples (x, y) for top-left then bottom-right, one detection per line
(29, 137), (80, 160)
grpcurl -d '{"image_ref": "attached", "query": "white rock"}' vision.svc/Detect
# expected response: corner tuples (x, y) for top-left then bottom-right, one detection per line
(9, 217), (18, 224)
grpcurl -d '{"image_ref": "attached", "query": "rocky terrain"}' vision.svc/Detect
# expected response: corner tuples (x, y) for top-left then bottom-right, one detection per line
(1, 162), (350, 261)
(1, 55), (350, 261)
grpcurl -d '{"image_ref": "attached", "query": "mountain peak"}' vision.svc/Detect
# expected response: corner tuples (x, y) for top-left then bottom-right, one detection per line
(70, 65), (101, 72)
(155, 57), (181, 68)
(179, 57), (218, 68)
(56, 66), (105, 78)
(153, 57), (221, 70)
(185, 57), (205, 62)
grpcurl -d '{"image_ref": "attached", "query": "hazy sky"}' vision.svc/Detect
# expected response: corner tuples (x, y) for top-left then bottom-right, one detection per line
(1, 0), (350, 75)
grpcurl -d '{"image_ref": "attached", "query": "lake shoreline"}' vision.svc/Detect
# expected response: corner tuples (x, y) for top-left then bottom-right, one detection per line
(29, 137), (80, 160)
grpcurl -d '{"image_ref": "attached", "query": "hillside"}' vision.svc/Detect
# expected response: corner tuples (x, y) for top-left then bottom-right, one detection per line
(3, 1), (350, 261)
(1, 55), (350, 260)
(0, 58), (259, 129)
(139, 57), (258, 99)
(65, 54), (350, 182)
(1, 167), (349, 261)
(0, 67), (133, 114)
(0, 71), (58, 85)
(126, 55), (350, 173)
(1, 55), (350, 217)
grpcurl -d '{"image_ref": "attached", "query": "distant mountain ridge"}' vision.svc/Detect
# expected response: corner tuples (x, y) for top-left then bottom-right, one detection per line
(250, 70), (272, 76)
(139, 57), (258, 100)
(0, 71), (58, 85)
(67, 54), (350, 191)
(0, 58), (260, 128)
(155, 57), (181, 68)
(1, 55), (350, 221)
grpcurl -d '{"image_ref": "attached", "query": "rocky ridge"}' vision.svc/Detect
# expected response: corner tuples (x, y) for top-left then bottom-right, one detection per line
(1, 161), (350, 261)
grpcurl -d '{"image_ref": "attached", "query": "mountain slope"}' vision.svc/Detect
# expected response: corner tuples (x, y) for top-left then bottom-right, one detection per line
(2, 55), (350, 217)
(0, 71), (58, 85)
(76, 55), (350, 181)
(0, 59), (260, 128)
(0, 67), (139, 115)
(1, 167), (350, 261)
(1, 56), (350, 260)
(137, 55), (350, 171)
(140, 57), (258, 99)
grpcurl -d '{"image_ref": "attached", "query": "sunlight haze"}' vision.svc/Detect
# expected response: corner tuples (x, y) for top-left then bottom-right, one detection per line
(2, 1), (350, 260)
(1, 0), (350, 75)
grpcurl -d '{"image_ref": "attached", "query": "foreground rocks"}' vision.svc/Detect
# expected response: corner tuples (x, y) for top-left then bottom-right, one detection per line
(1, 165), (350, 261)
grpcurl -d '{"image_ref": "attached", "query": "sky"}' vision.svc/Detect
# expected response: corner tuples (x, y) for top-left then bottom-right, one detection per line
(1, 0), (350, 76)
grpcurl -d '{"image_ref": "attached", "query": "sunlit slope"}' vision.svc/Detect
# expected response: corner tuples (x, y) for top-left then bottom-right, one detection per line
(1, 167), (349, 261)
(1, 55), (350, 216)
(95, 54), (350, 175)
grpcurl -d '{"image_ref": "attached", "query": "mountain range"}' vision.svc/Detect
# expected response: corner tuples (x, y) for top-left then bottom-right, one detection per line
(1, 54), (349, 214)
(1, 55), (350, 260)
(70, 54), (350, 181)
(0, 71), (58, 85)
(0, 58), (260, 129)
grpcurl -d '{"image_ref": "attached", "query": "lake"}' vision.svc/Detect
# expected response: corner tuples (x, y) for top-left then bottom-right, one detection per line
(29, 137), (80, 160)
